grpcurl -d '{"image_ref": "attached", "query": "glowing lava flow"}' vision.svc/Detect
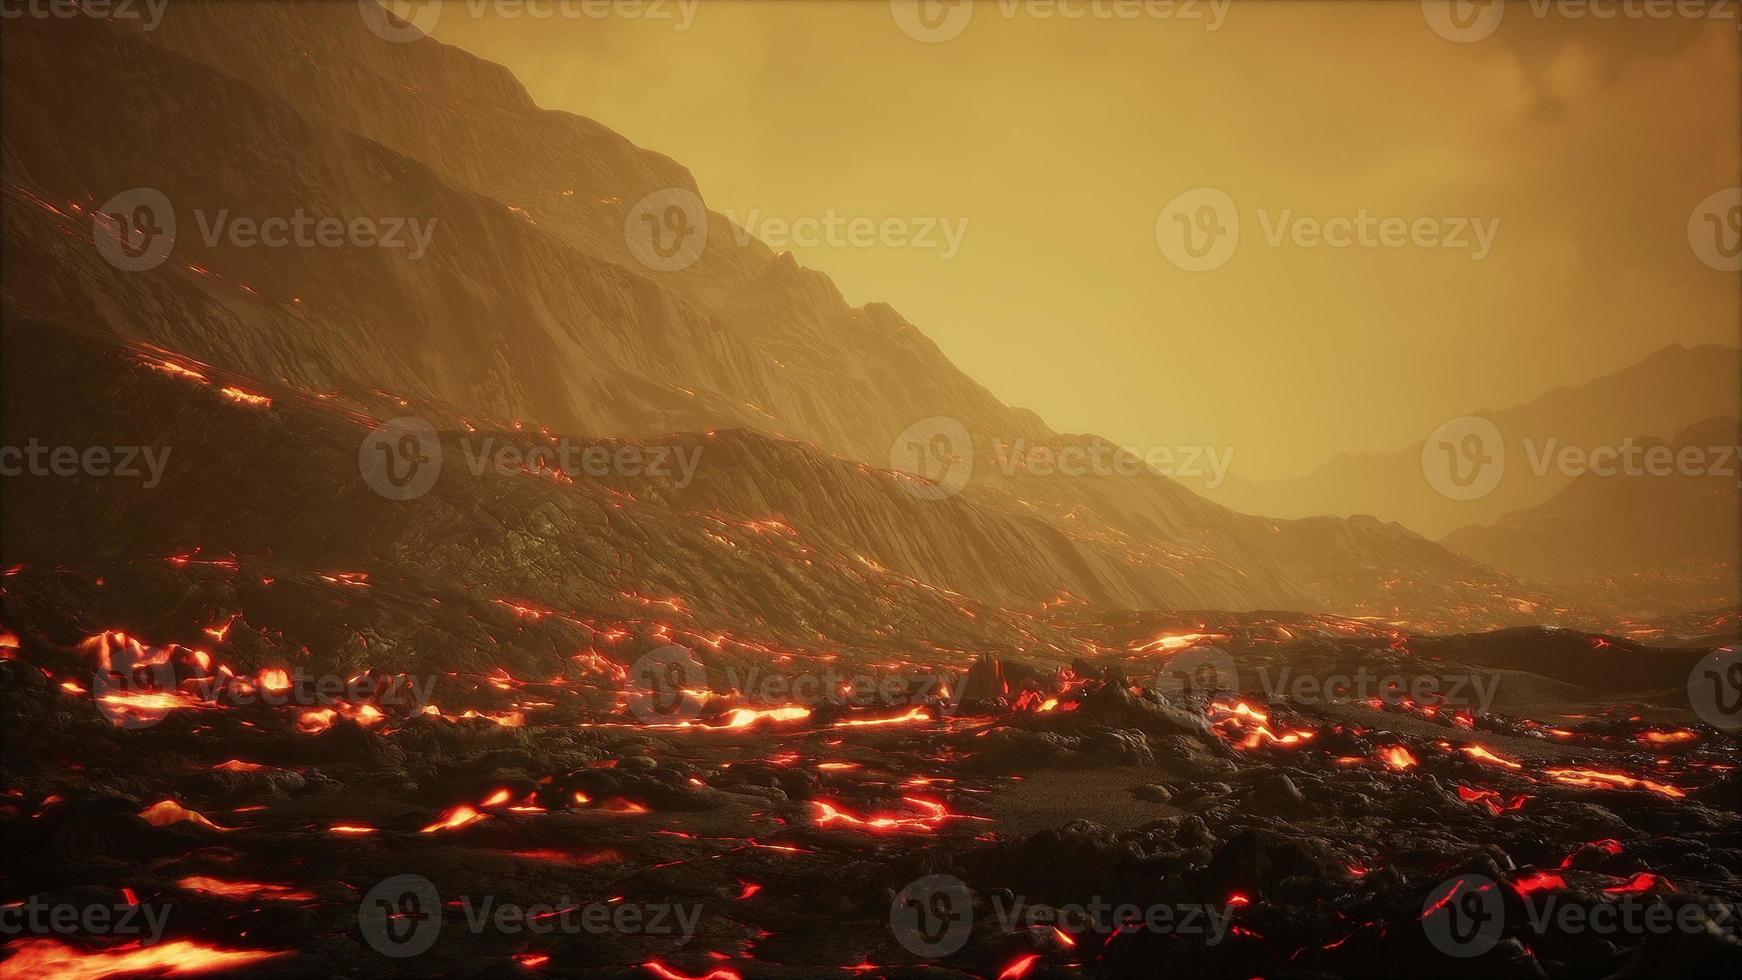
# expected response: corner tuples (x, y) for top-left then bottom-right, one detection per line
(1132, 630), (1229, 654)
(218, 386), (272, 408)
(810, 797), (967, 834)
(1379, 745), (1419, 771)
(1543, 768), (1686, 799)
(1458, 745), (1525, 770)
(139, 800), (227, 831)
(831, 706), (932, 727)
(176, 876), (318, 902)
(641, 961), (743, 980)
(1457, 785), (1529, 814)
(1208, 700), (1316, 750)
(0, 938), (290, 979)
(420, 804), (488, 833)
(712, 706), (811, 728)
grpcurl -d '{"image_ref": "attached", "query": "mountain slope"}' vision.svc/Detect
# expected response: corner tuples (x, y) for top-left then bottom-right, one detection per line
(0, 6), (1575, 628)
(1442, 416), (1741, 616)
(1205, 344), (1741, 538)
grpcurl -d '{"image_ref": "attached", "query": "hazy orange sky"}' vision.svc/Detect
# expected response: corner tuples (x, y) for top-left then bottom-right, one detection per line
(425, 1), (1741, 479)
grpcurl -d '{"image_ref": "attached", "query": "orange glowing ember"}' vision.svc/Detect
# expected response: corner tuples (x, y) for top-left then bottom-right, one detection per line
(139, 799), (228, 831)
(420, 803), (488, 833)
(258, 667), (292, 693)
(1637, 730), (1698, 746)
(810, 796), (965, 834)
(213, 759), (270, 773)
(0, 938), (290, 979)
(176, 876), (317, 902)
(328, 823), (378, 835)
(1458, 745), (1524, 770)
(714, 706), (811, 728)
(1379, 745), (1419, 771)
(218, 386), (272, 408)
(1543, 768), (1686, 798)
(1457, 785), (1529, 814)
(642, 961), (743, 980)
(202, 614), (238, 641)
(831, 707), (931, 728)
(144, 358), (208, 383)
(1132, 630), (1230, 654)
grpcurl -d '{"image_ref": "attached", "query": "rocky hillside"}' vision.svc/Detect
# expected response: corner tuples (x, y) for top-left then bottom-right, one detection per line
(0, 4), (1580, 629)
(1206, 344), (1741, 539)
(1443, 416), (1741, 617)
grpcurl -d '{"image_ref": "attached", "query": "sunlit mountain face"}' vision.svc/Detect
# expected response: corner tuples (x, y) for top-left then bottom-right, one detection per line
(1, 3), (1738, 978)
